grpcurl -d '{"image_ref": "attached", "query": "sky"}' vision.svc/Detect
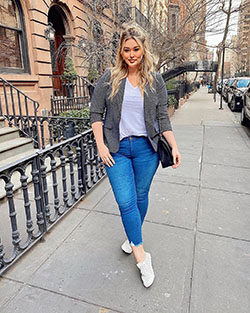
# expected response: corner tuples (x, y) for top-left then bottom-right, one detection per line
(205, 0), (241, 47)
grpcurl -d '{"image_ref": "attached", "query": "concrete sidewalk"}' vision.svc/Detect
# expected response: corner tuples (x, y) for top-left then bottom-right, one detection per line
(1, 87), (250, 313)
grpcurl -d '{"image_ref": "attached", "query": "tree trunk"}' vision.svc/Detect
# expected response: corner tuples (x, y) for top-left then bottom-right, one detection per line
(213, 0), (232, 93)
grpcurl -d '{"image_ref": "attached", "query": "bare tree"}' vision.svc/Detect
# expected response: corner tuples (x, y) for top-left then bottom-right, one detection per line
(211, 0), (250, 91)
(52, 0), (250, 80)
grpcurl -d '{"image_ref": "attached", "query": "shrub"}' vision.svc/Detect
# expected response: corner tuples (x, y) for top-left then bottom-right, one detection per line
(87, 64), (99, 83)
(59, 108), (90, 119)
(168, 94), (177, 107)
(166, 78), (177, 90)
(63, 56), (78, 83)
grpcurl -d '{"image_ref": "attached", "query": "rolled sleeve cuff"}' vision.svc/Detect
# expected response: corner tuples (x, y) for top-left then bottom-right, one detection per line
(159, 119), (172, 133)
(90, 112), (103, 125)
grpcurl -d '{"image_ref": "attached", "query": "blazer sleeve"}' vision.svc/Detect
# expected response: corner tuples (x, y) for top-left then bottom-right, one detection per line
(90, 70), (111, 125)
(156, 73), (173, 133)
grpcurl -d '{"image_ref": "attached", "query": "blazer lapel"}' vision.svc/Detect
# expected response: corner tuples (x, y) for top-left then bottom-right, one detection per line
(144, 83), (154, 118)
(113, 78), (126, 113)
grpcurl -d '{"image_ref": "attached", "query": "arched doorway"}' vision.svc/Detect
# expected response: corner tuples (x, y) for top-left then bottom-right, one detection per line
(48, 5), (69, 96)
(48, 5), (67, 75)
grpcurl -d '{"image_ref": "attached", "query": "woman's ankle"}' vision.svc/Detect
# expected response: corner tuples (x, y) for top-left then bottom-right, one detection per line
(132, 244), (146, 263)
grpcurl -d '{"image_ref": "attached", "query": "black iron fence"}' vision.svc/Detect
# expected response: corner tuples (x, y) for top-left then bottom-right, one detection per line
(0, 77), (39, 146)
(51, 75), (94, 115)
(168, 81), (195, 109)
(168, 89), (180, 109)
(0, 129), (106, 275)
(6, 114), (91, 149)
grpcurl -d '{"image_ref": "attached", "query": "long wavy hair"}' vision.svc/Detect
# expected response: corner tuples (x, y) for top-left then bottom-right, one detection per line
(109, 24), (155, 99)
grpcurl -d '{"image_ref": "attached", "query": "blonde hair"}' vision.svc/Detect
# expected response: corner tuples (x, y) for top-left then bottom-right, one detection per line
(109, 24), (155, 99)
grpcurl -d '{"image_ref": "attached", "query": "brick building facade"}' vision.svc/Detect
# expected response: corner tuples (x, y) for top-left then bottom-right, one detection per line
(0, 0), (125, 113)
(237, 0), (250, 76)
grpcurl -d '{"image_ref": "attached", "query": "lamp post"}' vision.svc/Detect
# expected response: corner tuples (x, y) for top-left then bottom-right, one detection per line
(44, 22), (56, 76)
(219, 43), (226, 110)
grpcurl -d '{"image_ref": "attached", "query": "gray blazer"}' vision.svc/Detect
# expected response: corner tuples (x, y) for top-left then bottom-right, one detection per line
(90, 70), (172, 153)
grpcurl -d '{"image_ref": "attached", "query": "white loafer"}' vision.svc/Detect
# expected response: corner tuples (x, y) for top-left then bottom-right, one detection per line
(121, 239), (133, 254)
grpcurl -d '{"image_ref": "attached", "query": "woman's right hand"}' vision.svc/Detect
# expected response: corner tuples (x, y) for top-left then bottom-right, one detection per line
(97, 143), (115, 167)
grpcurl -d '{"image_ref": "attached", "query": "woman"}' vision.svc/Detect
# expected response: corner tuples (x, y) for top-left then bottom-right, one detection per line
(90, 25), (181, 288)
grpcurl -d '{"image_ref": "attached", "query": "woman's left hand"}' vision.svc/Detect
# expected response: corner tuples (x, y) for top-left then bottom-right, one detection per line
(172, 147), (181, 169)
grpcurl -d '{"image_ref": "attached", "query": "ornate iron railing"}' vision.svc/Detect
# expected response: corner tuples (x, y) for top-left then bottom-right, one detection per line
(0, 77), (39, 146)
(51, 75), (94, 115)
(167, 81), (196, 109)
(6, 114), (91, 149)
(168, 89), (180, 109)
(0, 129), (106, 275)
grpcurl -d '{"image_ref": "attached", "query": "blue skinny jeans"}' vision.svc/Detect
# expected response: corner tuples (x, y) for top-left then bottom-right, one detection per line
(105, 136), (159, 246)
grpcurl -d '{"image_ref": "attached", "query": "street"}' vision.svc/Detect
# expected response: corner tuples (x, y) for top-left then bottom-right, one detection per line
(0, 86), (250, 313)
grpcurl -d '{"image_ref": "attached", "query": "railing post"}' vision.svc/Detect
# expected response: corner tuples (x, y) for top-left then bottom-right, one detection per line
(40, 160), (51, 223)
(51, 96), (54, 116)
(20, 173), (34, 241)
(175, 89), (179, 109)
(50, 157), (60, 220)
(17, 92), (24, 130)
(80, 137), (87, 195)
(10, 86), (18, 127)
(0, 237), (5, 270)
(33, 101), (40, 149)
(5, 181), (21, 254)
(77, 144), (84, 195)
(0, 89), (3, 116)
(32, 157), (47, 234)
(3, 81), (11, 126)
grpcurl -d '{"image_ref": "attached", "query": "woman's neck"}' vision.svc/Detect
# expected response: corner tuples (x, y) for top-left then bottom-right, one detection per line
(127, 66), (139, 77)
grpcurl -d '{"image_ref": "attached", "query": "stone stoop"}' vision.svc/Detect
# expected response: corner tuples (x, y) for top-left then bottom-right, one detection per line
(0, 118), (38, 199)
(0, 117), (37, 167)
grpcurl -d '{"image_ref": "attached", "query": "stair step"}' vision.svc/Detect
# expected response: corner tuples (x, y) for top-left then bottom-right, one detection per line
(0, 137), (34, 161)
(0, 127), (19, 143)
(0, 117), (5, 128)
(0, 148), (37, 169)
(0, 149), (38, 199)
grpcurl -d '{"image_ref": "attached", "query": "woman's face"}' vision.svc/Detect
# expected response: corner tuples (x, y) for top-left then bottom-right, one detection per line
(121, 38), (143, 69)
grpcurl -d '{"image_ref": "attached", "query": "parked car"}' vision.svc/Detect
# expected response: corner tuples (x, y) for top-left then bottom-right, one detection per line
(227, 77), (250, 111)
(241, 82), (250, 126)
(222, 78), (234, 102)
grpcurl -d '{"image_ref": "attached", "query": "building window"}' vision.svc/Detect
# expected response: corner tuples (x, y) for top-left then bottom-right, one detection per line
(0, 0), (29, 73)
(172, 14), (177, 32)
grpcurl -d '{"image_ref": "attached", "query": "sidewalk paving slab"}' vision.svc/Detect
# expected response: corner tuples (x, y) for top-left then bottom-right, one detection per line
(0, 278), (23, 309)
(201, 162), (250, 194)
(190, 232), (250, 313)
(1, 284), (121, 313)
(203, 145), (250, 168)
(198, 188), (250, 241)
(203, 125), (249, 151)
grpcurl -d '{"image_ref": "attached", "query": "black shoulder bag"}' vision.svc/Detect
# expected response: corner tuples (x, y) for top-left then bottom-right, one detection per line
(156, 104), (174, 168)
(158, 134), (174, 168)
